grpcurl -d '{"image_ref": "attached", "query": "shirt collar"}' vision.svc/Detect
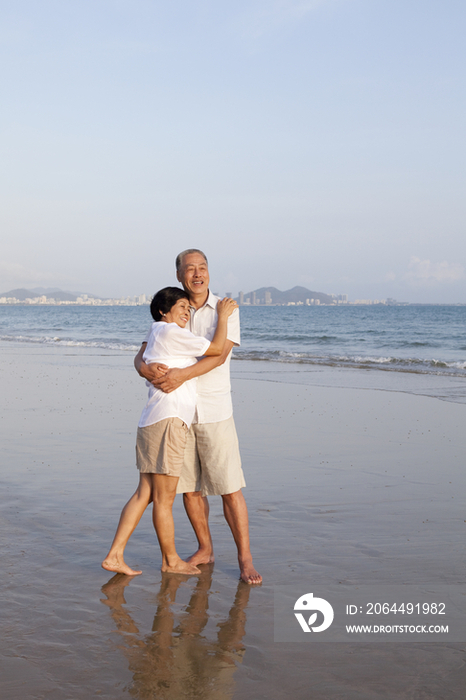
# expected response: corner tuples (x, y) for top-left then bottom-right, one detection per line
(190, 289), (216, 313)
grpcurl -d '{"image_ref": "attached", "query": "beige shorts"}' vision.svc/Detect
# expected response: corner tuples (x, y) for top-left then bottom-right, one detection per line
(176, 416), (246, 496)
(136, 417), (188, 476)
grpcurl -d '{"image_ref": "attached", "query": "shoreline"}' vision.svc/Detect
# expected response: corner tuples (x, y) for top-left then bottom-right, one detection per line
(1, 343), (465, 698)
(3, 338), (466, 401)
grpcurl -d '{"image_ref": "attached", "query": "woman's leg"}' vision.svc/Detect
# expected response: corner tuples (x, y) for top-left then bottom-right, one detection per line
(102, 473), (152, 575)
(151, 474), (200, 575)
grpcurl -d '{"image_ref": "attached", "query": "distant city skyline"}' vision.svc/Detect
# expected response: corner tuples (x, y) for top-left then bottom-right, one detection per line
(0, 284), (444, 307)
(1, 2), (465, 304)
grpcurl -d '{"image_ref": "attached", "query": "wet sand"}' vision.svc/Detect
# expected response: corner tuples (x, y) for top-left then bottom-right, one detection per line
(1, 342), (466, 698)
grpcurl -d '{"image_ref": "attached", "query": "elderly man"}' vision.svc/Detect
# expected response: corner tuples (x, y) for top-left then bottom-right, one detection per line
(134, 249), (262, 585)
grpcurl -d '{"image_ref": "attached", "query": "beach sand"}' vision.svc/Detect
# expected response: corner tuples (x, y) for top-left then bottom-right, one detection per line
(1, 342), (465, 698)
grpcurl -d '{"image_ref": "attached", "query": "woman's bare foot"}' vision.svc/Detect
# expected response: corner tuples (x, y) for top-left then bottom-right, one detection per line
(161, 559), (201, 575)
(239, 559), (262, 585)
(101, 556), (142, 576)
(186, 547), (215, 567)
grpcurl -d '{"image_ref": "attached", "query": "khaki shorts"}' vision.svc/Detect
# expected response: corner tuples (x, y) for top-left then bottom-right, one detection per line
(176, 416), (246, 496)
(136, 417), (188, 476)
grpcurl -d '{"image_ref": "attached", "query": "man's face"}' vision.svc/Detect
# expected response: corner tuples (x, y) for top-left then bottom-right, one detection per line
(177, 252), (210, 298)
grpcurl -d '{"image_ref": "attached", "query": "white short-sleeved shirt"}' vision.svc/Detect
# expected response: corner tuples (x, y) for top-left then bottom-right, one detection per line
(187, 291), (240, 424)
(142, 291), (240, 425)
(138, 322), (210, 429)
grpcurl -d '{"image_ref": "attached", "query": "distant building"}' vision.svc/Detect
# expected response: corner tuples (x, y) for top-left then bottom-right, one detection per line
(226, 292), (232, 298)
(265, 291), (272, 305)
(239, 291), (244, 305)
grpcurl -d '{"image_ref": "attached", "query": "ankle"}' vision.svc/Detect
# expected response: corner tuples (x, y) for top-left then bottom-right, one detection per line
(197, 544), (213, 554)
(238, 554), (253, 566)
(163, 553), (182, 567)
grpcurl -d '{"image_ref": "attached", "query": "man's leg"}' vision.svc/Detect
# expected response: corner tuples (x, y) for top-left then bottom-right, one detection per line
(221, 489), (262, 585)
(177, 425), (215, 566)
(192, 418), (261, 582)
(183, 491), (215, 566)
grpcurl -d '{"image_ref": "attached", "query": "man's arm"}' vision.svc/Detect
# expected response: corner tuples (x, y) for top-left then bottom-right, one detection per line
(134, 344), (168, 382)
(154, 340), (235, 394)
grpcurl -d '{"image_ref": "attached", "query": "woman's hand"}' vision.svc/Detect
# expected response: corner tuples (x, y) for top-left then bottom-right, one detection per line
(216, 297), (238, 319)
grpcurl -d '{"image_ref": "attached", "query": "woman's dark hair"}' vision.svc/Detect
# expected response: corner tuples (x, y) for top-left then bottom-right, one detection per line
(150, 287), (190, 322)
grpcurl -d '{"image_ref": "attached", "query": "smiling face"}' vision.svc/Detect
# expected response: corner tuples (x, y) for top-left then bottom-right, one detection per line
(162, 298), (191, 328)
(176, 252), (210, 307)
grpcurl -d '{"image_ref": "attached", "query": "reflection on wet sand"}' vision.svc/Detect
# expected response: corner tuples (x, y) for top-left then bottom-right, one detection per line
(101, 568), (251, 699)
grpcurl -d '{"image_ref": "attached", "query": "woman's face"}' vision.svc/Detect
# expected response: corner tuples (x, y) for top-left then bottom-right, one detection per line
(163, 298), (191, 328)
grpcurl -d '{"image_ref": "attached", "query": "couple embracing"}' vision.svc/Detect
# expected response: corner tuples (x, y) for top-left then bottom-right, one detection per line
(102, 249), (261, 585)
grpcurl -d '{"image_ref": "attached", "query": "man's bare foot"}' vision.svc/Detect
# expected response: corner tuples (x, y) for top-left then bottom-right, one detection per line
(186, 547), (215, 567)
(239, 560), (262, 585)
(102, 557), (142, 576)
(161, 559), (201, 575)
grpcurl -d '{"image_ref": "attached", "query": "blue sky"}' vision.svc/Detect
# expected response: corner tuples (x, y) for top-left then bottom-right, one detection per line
(1, 0), (465, 302)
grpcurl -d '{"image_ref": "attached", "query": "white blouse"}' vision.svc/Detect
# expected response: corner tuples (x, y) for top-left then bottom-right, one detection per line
(138, 322), (210, 429)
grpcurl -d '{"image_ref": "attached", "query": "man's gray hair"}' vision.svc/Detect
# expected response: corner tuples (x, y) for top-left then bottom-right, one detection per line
(175, 249), (208, 272)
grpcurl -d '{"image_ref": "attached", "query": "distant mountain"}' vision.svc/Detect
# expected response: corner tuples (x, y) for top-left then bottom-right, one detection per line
(30, 287), (99, 298)
(0, 288), (78, 301)
(0, 287), (105, 301)
(238, 285), (334, 305)
(30, 287), (69, 294)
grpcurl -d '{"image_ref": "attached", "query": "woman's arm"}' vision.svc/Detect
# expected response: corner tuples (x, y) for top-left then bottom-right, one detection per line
(153, 340), (234, 393)
(137, 297), (237, 391)
(202, 298), (237, 356)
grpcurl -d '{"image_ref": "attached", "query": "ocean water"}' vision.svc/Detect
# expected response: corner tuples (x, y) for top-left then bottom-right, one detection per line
(1, 303), (465, 378)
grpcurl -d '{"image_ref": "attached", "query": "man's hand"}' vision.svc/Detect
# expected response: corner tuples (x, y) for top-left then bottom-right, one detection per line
(139, 362), (169, 383)
(134, 344), (166, 382)
(153, 367), (189, 393)
(148, 363), (168, 382)
(134, 344), (169, 382)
